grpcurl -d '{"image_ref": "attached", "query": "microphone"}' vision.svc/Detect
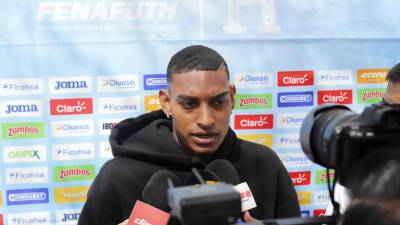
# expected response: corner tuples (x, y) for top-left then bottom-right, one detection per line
(127, 170), (182, 225)
(142, 170), (183, 211)
(183, 169), (221, 185)
(207, 159), (257, 212)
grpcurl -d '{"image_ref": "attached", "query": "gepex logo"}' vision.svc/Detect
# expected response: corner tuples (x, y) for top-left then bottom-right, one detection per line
(49, 77), (92, 94)
(2, 122), (45, 140)
(8, 211), (50, 225)
(234, 114), (273, 129)
(143, 74), (167, 90)
(50, 98), (93, 115)
(277, 113), (306, 129)
(7, 188), (49, 206)
(52, 143), (95, 161)
(51, 120), (94, 137)
(98, 75), (138, 92)
(223, 0), (280, 33)
(53, 165), (95, 182)
(234, 72), (272, 89)
(235, 94), (272, 109)
(5, 167), (48, 185)
(1, 100), (43, 118)
(357, 68), (389, 84)
(0, 78), (43, 96)
(317, 90), (352, 105)
(277, 71), (314, 87)
(99, 96), (140, 114)
(278, 153), (312, 168)
(317, 70), (353, 86)
(357, 88), (386, 104)
(289, 171), (311, 186)
(56, 209), (81, 225)
(277, 91), (313, 107)
(3, 145), (47, 163)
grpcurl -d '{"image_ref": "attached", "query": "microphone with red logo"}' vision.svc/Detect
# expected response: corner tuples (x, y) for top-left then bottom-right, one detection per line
(207, 159), (257, 212)
(128, 170), (183, 225)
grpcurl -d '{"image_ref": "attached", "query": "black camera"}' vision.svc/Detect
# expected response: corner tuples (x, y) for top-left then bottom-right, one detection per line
(300, 103), (400, 189)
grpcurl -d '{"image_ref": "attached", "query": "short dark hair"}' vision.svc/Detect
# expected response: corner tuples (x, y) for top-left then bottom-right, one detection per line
(166, 45), (229, 82)
(386, 63), (400, 83)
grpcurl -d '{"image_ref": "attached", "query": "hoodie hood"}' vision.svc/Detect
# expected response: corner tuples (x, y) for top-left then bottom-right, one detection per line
(109, 110), (241, 171)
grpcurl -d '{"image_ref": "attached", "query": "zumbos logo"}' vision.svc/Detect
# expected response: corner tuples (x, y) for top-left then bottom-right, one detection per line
(53, 165), (95, 182)
(2, 122), (45, 140)
(143, 74), (167, 90)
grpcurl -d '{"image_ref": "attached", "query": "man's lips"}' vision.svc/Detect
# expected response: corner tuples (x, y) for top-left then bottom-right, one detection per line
(191, 132), (219, 145)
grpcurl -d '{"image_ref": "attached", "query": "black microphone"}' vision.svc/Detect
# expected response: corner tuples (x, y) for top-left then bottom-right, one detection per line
(142, 170), (183, 211)
(206, 159), (240, 185)
(183, 169), (221, 185)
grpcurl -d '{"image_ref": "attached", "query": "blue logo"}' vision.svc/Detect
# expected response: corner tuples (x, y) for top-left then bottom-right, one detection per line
(7, 188), (49, 205)
(61, 212), (80, 222)
(55, 81), (88, 90)
(301, 210), (310, 218)
(277, 91), (313, 107)
(5, 104), (39, 114)
(143, 74), (167, 90)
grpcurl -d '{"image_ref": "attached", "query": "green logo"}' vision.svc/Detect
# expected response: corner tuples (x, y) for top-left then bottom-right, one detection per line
(53, 164), (96, 182)
(235, 94), (273, 109)
(357, 88), (386, 104)
(2, 122), (45, 139)
(315, 170), (335, 184)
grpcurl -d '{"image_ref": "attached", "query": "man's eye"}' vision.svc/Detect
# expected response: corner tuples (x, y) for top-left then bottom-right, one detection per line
(214, 99), (227, 106)
(183, 101), (196, 108)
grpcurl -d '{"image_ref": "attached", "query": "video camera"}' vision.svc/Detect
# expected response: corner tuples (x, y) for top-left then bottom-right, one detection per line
(300, 103), (400, 190)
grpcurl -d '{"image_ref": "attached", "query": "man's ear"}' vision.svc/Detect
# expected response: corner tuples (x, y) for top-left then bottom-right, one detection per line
(159, 89), (171, 118)
(229, 84), (236, 110)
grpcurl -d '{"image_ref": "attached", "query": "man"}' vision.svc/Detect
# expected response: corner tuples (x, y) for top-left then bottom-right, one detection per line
(326, 62), (400, 215)
(78, 45), (300, 225)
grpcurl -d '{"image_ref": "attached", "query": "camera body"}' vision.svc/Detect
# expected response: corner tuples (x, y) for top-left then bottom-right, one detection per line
(300, 103), (400, 189)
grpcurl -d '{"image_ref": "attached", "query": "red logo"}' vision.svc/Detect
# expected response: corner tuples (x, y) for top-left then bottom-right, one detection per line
(278, 71), (314, 86)
(289, 171), (311, 186)
(0, 214), (3, 225)
(317, 90), (352, 105)
(234, 114), (273, 129)
(313, 209), (326, 217)
(128, 200), (170, 225)
(50, 98), (93, 115)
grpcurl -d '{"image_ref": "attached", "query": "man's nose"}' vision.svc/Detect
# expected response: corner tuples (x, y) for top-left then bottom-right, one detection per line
(197, 106), (215, 128)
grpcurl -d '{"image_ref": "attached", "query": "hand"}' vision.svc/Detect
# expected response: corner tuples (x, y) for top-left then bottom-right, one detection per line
(243, 211), (259, 223)
(118, 219), (129, 225)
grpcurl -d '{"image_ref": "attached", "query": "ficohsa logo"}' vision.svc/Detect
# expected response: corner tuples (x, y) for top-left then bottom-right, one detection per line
(52, 143), (95, 161)
(5, 167), (48, 185)
(278, 70), (314, 86)
(50, 98), (93, 115)
(8, 211), (50, 225)
(317, 90), (352, 105)
(276, 133), (300, 148)
(0, 78), (43, 96)
(49, 76), (92, 94)
(317, 70), (353, 86)
(99, 96), (140, 114)
(357, 68), (389, 84)
(234, 72), (272, 88)
(234, 114), (273, 129)
(1, 100), (43, 118)
(98, 75), (138, 92)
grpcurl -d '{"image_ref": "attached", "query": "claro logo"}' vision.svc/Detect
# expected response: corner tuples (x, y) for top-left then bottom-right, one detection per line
(50, 98), (93, 115)
(317, 90), (352, 105)
(289, 171), (311, 186)
(234, 114), (273, 129)
(278, 70), (314, 86)
(134, 218), (152, 225)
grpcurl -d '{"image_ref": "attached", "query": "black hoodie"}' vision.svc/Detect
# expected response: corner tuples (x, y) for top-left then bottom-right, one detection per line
(78, 110), (300, 225)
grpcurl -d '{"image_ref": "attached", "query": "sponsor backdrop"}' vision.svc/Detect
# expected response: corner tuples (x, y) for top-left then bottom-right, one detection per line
(0, 0), (398, 224)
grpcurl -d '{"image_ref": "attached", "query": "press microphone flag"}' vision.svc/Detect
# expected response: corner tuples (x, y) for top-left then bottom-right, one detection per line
(128, 200), (170, 225)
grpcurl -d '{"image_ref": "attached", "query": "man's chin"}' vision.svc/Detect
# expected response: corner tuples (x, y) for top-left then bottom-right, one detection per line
(189, 144), (219, 154)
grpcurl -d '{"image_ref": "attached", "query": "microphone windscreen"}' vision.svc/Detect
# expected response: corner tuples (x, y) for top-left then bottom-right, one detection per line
(207, 159), (240, 185)
(142, 170), (183, 211)
(183, 170), (220, 185)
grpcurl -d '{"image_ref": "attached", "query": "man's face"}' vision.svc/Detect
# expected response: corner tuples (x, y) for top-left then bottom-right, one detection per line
(384, 81), (400, 105)
(159, 70), (236, 154)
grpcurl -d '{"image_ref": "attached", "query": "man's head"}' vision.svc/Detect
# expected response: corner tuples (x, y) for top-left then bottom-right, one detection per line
(159, 45), (236, 154)
(384, 63), (400, 105)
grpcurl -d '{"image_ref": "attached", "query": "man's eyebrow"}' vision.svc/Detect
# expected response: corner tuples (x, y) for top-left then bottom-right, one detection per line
(176, 95), (197, 102)
(210, 91), (230, 101)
